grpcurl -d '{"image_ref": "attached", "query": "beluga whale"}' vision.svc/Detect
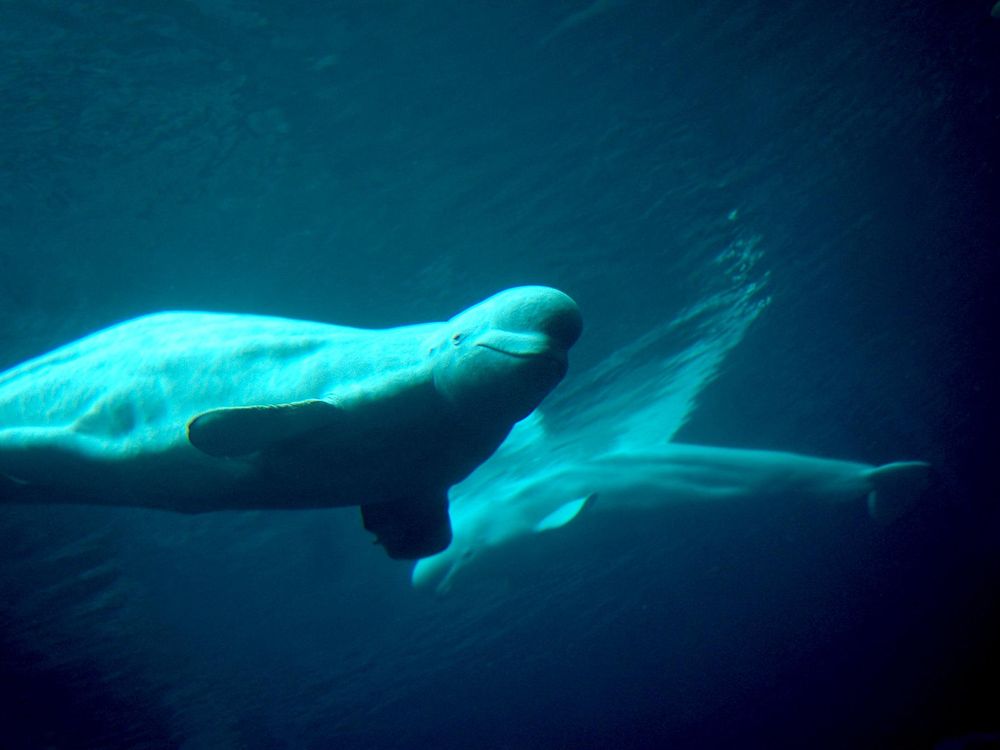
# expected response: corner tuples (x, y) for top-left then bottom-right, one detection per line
(0, 286), (582, 559)
(412, 442), (931, 593)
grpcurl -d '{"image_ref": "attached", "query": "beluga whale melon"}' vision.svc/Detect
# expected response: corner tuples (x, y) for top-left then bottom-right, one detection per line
(0, 286), (582, 560)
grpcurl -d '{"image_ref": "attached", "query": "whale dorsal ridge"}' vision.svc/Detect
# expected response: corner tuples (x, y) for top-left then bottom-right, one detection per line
(187, 399), (339, 458)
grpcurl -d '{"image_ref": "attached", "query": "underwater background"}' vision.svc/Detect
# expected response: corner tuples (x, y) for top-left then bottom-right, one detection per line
(1, 1), (997, 748)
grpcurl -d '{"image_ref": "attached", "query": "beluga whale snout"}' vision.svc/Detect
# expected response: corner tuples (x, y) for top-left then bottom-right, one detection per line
(472, 285), (582, 351)
(432, 286), (582, 422)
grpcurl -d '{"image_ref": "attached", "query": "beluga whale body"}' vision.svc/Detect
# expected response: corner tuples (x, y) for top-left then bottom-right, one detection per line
(412, 442), (931, 592)
(0, 286), (582, 559)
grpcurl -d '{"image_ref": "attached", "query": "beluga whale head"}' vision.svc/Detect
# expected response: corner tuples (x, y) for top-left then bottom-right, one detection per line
(431, 286), (582, 423)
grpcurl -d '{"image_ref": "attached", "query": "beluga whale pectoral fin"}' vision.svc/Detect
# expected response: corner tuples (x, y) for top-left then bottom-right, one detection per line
(187, 399), (341, 458)
(533, 493), (597, 532)
(362, 494), (452, 560)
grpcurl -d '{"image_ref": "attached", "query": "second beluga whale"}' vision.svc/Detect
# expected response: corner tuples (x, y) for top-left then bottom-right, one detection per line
(412, 441), (931, 593)
(0, 286), (582, 559)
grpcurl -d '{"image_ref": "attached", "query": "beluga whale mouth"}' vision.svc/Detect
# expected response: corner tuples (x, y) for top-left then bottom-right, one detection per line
(474, 331), (567, 365)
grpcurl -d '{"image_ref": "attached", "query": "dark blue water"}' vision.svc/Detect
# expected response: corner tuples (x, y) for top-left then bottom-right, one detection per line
(1, 2), (997, 748)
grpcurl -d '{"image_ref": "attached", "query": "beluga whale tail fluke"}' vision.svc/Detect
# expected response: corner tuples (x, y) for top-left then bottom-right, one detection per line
(865, 461), (931, 524)
(0, 286), (581, 560)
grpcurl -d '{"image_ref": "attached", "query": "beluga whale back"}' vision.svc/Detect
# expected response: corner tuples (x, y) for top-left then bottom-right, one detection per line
(0, 286), (582, 560)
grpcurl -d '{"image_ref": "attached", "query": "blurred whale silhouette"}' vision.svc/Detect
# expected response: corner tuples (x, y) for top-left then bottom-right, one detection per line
(413, 443), (931, 592)
(0, 286), (582, 559)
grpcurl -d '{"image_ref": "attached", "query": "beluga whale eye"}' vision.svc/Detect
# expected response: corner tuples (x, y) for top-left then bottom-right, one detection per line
(451, 332), (463, 346)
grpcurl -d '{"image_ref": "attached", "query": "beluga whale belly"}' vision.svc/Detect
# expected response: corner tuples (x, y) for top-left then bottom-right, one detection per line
(0, 286), (582, 560)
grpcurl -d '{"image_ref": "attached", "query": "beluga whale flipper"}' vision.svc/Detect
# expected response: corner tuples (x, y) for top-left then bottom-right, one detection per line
(0, 286), (582, 560)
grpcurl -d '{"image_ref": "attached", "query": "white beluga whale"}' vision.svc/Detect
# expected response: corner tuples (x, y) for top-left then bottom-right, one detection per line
(0, 286), (582, 559)
(412, 443), (931, 593)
